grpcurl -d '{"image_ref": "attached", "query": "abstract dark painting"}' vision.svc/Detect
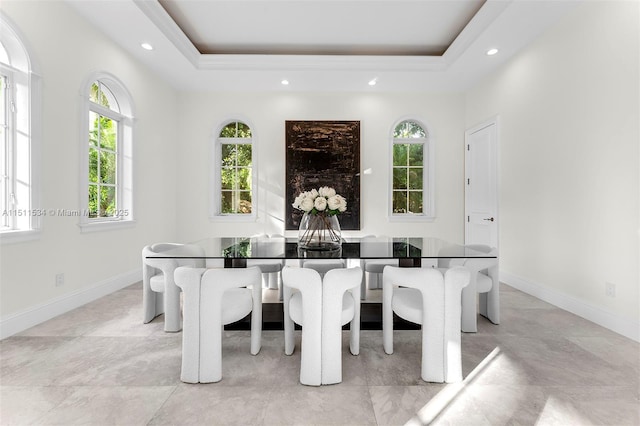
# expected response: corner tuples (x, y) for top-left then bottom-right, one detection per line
(285, 120), (360, 230)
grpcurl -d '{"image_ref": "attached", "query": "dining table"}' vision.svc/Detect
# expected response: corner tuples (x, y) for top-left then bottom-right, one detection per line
(146, 236), (497, 330)
(146, 235), (496, 265)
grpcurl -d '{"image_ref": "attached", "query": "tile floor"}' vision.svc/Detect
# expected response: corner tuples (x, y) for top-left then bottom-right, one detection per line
(1, 283), (638, 425)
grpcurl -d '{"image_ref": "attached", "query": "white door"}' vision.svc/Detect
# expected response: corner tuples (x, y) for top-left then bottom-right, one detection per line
(465, 118), (498, 249)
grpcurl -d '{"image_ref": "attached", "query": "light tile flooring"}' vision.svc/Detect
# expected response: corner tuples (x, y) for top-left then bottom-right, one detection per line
(1, 283), (638, 425)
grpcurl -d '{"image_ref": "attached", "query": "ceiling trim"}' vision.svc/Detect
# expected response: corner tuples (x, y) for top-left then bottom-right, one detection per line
(133, 0), (200, 67)
(133, 0), (511, 72)
(442, 0), (510, 65)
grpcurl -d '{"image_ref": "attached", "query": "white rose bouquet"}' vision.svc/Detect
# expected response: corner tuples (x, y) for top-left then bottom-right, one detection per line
(292, 186), (347, 216)
(292, 186), (347, 249)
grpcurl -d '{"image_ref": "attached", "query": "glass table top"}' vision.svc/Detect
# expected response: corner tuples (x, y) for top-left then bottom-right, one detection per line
(146, 236), (496, 260)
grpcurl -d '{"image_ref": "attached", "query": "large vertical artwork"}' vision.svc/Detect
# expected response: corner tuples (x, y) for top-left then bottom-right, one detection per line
(285, 121), (360, 230)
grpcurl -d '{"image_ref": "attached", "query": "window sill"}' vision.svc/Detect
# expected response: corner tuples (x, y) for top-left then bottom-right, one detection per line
(388, 214), (436, 223)
(79, 219), (136, 233)
(209, 214), (257, 223)
(0, 229), (42, 245)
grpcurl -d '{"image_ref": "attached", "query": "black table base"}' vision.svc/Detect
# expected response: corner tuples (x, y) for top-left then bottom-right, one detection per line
(224, 302), (419, 331)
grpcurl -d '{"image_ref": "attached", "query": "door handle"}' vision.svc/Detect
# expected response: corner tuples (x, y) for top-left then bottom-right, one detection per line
(483, 217), (495, 222)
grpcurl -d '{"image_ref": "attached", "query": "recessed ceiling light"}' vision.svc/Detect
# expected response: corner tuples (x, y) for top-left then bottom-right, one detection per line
(486, 48), (499, 56)
(368, 78), (377, 86)
(141, 43), (154, 51)
(281, 79), (289, 85)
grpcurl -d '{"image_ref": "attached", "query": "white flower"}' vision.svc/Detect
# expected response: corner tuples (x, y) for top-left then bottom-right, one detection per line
(300, 197), (315, 212)
(292, 186), (347, 215)
(318, 186), (336, 198)
(327, 195), (341, 210)
(314, 196), (327, 211)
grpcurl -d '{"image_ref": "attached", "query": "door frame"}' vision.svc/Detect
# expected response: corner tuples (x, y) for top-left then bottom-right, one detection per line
(464, 116), (500, 250)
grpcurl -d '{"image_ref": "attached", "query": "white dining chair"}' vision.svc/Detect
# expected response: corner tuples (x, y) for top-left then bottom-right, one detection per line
(300, 258), (346, 277)
(282, 266), (362, 385)
(438, 245), (499, 332)
(282, 266), (323, 386)
(142, 243), (205, 332)
(246, 233), (285, 294)
(383, 265), (470, 383)
(174, 266), (262, 383)
(320, 266), (362, 384)
(359, 235), (399, 297)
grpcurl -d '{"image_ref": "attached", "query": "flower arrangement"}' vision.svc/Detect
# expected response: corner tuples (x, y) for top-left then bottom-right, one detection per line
(292, 186), (346, 250)
(292, 186), (347, 216)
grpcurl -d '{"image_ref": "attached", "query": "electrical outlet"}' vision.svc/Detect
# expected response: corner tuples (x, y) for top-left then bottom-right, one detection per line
(605, 282), (616, 298)
(55, 273), (64, 287)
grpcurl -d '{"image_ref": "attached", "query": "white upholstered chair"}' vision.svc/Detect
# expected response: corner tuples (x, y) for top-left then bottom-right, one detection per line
(282, 266), (362, 386)
(359, 235), (399, 297)
(174, 266), (262, 383)
(300, 258), (346, 277)
(438, 245), (499, 332)
(142, 243), (205, 332)
(383, 265), (470, 383)
(246, 234), (285, 296)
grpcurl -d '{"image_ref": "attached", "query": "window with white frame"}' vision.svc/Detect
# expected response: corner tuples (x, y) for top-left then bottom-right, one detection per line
(80, 74), (134, 231)
(212, 120), (255, 219)
(0, 69), (11, 230)
(0, 15), (42, 242)
(391, 119), (434, 219)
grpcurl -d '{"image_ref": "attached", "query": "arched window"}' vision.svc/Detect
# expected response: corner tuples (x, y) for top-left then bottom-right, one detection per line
(212, 120), (256, 220)
(390, 119), (434, 220)
(80, 73), (134, 231)
(0, 14), (42, 242)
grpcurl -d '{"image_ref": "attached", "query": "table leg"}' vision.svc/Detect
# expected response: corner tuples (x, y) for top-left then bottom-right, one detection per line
(224, 258), (247, 268)
(399, 258), (421, 267)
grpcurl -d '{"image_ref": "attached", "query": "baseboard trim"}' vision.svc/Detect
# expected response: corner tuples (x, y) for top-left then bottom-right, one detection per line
(501, 270), (640, 342)
(0, 268), (141, 339)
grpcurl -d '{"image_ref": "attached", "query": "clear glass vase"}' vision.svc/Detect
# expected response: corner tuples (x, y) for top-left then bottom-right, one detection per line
(297, 212), (342, 250)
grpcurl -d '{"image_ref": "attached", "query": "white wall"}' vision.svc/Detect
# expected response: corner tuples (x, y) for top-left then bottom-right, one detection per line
(175, 92), (466, 243)
(465, 1), (639, 337)
(0, 2), (178, 324)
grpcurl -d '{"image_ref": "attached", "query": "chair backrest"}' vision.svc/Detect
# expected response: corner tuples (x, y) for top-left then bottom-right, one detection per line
(282, 266), (323, 293)
(175, 266), (262, 320)
(383, 265), (444, 292)
(142, 244), (180, 279)
(437, 244), (497, 269)
(144, 242), (206, 269)
(382, 266), (446, 332)
(323, 267), (362, 295)
(321, 266), (362, 346)
(150, 242), (183, 253)
(282, 266), (323, 329)
(461, 245), (498, 274)
(443, 266), (471, 290)
(201, 266), (263, 294)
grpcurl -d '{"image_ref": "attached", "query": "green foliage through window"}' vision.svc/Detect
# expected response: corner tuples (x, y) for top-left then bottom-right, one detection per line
(219, 121), (252, 214)
(393, 120), (426, 138)
(90, 82), (119, 113)
(392, 120), (426, 214)
(88, 81), (119, 218)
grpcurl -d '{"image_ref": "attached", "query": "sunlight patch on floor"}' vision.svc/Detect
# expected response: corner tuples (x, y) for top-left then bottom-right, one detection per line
(407, 346), (502, 425)
(535, 395), (593, 425)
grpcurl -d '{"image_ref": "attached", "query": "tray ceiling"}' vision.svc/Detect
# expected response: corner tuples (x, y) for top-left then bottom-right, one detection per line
(65, 0), (579, 91)
(157, 0), (485, 56)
